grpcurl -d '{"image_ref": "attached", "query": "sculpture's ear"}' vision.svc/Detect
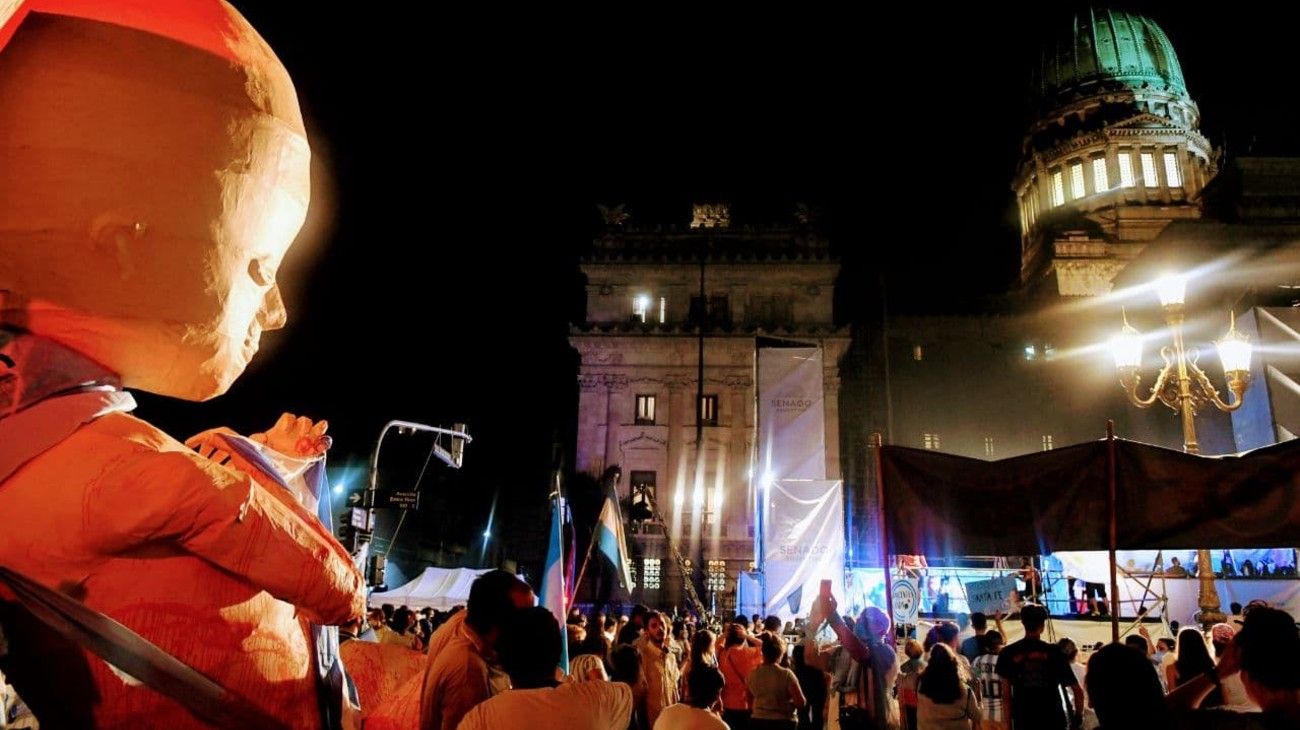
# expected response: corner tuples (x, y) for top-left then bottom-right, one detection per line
(89, 214), (150, 282)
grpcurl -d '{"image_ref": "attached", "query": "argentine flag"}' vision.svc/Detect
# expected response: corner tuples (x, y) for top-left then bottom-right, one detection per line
(539, 493), (569, 673)
(596, 491), (634, 590)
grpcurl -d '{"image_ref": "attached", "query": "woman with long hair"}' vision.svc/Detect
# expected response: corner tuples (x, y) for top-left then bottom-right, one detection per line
(916, 644), (981, 729)
(681, 629), (717, 702)
(1168, 629), (1221, 706)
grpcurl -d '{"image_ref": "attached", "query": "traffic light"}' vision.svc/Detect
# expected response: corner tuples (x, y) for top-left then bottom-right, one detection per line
(449, 423), (468, 468)
(335, 505), (371, 555)
(336, 513), (358, 554)
(367, 553), (386, 587)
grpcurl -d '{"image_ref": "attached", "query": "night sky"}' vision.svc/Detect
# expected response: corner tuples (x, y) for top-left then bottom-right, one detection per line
(135, 2), (1299, 573)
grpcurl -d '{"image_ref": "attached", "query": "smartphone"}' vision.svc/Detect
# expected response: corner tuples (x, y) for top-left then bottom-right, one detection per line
(819, 579), (832, 601)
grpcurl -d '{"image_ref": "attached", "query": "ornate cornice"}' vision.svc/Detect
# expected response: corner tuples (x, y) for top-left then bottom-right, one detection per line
(577, 373), (629, 391)
(619, 430), (669, 449)
(573, 340), (625, 364)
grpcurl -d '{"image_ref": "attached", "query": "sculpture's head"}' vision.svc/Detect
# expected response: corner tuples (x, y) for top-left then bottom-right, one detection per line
(0, 0), (310, 400)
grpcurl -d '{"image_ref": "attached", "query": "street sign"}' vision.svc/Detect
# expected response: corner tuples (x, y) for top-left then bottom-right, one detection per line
(385, 491), (420, 510)
(349, 507), (372, 530)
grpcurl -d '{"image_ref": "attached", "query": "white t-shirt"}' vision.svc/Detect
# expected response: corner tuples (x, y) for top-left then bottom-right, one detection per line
(456, 680), (633, 730)
(653, 703), (729, 730)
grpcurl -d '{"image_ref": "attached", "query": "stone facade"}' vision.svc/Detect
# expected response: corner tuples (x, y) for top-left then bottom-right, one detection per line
(570, 208), (849, 611)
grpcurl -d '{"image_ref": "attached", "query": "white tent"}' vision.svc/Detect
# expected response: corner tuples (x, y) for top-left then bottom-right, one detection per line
(368, 566), (491, 611)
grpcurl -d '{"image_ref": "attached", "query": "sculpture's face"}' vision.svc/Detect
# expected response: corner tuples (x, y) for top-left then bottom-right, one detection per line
(0, 1), (309, 400)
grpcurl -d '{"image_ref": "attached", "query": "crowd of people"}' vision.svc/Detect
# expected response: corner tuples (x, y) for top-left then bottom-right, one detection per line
(392, 572), (1300, 730)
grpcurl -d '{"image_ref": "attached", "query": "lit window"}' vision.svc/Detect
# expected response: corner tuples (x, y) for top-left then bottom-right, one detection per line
(707, 559), (727, 592)
(923, 433), (941, 450)
(635, 394), (656, 425)
(1070, 163), (1086, 200)
(1118, 153), (1136, 188)
(642, 558), (661, 589)
(913, 344), (924, 361)
(1042, 434), (1054, 451)
(1024, 344), (1037, 360)
(1141, 153), (1158, 187)
(699, 395), (719, 426)
(633, 295), (650, 323)
(1093, 159), (1109, 192)
(1051, 171), (1065, 207)
(984, 437), (995, 457)
(1163, 152), (1182, 187)
(658, 296), (667, 324)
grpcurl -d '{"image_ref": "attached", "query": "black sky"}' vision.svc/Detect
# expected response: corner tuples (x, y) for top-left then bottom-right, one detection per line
(136, 2), (1299, 567)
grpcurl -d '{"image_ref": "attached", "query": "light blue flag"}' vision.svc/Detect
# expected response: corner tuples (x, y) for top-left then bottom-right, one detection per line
(539, 494), (569, 673)
(595, 493), (634, 590)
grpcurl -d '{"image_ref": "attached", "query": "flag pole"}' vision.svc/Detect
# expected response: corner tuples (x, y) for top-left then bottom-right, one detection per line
(1107, 420), (1120, 643)
(571, 527), (598, 605)
(873, 432), (895, 635)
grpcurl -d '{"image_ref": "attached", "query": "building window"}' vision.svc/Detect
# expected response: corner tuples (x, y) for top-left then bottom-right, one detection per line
(1141, 152), (1159, 188)
(1092, 158), (1109, 192)
(699, 395), (719, 426)
(923, 433), (941, 450)
(913, 344), (924, 361)
(635, 394), (656, 425)
(658, 296), (667, 324)
(632, 295), (650, 323)
(1163, 152), (1182, 188)
(690, 295), (732, 328)
(707, 559), (727, 592)
(642, 558), (661, 590)
(1050, 170), (1065, 207)
(984, 437), (995, 457)
(1118, 153), (1136, 188)
(1069, 162), (1086, 200)
(1042, 434), (1054, 451)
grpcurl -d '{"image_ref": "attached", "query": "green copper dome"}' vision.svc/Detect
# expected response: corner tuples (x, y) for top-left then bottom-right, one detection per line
(1036, 9), (1186, 100)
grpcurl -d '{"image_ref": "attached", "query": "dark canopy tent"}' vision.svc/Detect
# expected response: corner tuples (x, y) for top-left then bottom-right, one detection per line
(878, 437), (1300, 556)
(875, 435), (1300, 637)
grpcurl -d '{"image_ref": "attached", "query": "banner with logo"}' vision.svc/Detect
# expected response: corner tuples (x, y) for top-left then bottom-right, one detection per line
(757, 347), (827, 481)
(763, 478), (844, 621)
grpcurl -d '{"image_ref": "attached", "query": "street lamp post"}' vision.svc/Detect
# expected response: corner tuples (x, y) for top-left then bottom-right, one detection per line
(358, 420), (471, 585)
(1110, 273), (1253, 628)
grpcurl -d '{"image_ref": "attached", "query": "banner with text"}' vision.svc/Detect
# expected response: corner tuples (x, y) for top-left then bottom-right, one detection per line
(757, 347), (827, 481)
(763, 479), (845, 622)
(964, 576), (1019, 615)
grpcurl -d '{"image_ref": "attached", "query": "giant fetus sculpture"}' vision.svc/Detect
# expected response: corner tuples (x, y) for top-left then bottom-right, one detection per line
(0, 1), (365, 727)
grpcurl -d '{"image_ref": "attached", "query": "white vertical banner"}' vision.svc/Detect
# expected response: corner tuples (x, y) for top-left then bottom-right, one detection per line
(763, 479), (845, 621)
(757, 347), (827, 481)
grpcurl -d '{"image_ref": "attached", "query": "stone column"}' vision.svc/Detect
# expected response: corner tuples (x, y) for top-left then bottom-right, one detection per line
(603, 374), (629, 474)
(824, 369), (842, 480)
(726, 373), (753, 532)
(1156, 144), (1172, 203)
(665, 372), (690, 510)
(577, 373), (606, 477)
